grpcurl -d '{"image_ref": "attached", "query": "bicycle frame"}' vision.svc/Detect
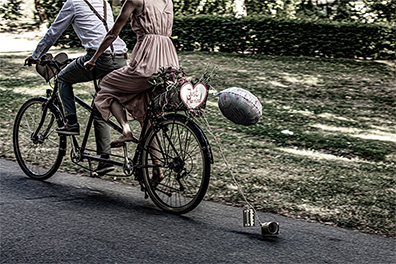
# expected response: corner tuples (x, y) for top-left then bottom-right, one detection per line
(55, 76), (161, 176)
(31, 63), (128, 172)
(31, 57), (213, 180)
(15, 55), (215, 213)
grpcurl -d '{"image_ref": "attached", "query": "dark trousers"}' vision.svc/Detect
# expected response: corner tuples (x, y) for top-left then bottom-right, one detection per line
(57, 50), (127, 155)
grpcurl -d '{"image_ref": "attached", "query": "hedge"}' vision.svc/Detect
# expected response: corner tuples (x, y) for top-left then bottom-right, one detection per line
(51, 14), (395, 60)
(172, 15), (395, 59)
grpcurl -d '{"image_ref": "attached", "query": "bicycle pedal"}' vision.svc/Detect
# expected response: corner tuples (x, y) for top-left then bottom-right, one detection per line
(110, 142), (126, 148)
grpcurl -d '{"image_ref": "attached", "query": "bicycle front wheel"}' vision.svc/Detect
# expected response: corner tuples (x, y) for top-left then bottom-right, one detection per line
(13, 97), (66, 180)
(141, 114), (211, 214)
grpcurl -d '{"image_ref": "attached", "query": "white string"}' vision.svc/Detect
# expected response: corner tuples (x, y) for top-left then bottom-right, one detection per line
(198, 113), (263, 225)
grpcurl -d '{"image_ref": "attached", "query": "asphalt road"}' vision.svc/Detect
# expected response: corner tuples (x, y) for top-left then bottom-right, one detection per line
(1, 158), (395, 264)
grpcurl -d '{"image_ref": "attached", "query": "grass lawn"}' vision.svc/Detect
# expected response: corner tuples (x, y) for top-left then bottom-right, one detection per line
(0, 49), (395, 236)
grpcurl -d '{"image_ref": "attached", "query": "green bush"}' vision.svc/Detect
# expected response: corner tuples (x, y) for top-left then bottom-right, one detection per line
(173, 15), (395, 59)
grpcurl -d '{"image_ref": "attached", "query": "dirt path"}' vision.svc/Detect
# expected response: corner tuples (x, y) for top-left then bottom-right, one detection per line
(0, 27), (45, 53)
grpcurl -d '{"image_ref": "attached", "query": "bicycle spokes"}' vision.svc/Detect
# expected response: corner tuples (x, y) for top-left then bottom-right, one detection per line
(13, 98), (65, 180)
(141, 114), (211, 214)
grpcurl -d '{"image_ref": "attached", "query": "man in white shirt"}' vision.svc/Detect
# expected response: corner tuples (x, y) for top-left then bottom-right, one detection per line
(25, 0), (128, 176)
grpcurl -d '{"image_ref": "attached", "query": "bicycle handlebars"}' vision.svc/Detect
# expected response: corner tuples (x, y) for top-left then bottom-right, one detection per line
(24, 57), (74, 69)
(40, 58), (74, 68)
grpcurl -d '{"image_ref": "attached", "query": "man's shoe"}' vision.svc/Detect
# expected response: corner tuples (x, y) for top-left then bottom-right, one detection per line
(96, 161), (115, 176)
(56, 123), (80, 135)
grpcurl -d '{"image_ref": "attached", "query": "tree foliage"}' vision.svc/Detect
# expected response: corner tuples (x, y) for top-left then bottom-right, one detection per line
(32, 0), (395, 59)
(244, 0), (395, 24)
(33, 0), (395, 25)
(34, 0), (47, 23)
(173, 0), (234, 15)
(38, 0), (78, 47)
(0, 0), (23, 20)
(362, 0), (396, 23)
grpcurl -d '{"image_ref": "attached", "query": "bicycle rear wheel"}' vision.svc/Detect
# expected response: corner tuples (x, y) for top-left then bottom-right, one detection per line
(13, 97), (66, 180)
(141, 114), (211, 214)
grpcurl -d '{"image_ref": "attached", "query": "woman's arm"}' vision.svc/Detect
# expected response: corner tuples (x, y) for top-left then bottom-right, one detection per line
(85, 0), (143, 69)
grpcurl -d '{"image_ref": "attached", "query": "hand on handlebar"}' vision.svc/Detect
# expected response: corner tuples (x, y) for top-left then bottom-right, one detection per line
(24, 56), (39, 66)
(84, 60), (95, 71)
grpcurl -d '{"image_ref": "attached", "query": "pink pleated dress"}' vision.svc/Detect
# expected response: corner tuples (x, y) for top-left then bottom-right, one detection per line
(95, 0), (179, 122)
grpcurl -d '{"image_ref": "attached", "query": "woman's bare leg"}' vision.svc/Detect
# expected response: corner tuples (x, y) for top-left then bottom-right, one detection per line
(109, 100), (140, 146)
(110, 102), (163, 183)
(110, 100), (131, 136)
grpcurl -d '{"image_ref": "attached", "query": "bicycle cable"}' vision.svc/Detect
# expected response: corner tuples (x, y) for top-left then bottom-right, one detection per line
(197, 112), (263, 226)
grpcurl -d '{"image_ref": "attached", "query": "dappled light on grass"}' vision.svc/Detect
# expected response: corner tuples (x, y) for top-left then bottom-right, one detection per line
(313, 124), (396, 143)
(268, 80), (288, 88)
(317, 112), (355, 122)
(370, 125), (396, 133)
(2, 51), (395, 236)
(11, 86), (48, 96)
(295, 203), (341, 217)
(277, 146), (365, 163)
(352, 133), (396, 143)
(282, 73), (320, 86)
(313, 123), (361, 134)
(283, 106), (315, 116)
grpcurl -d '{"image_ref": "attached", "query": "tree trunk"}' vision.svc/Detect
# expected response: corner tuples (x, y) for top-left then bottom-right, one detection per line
(34, 0), (47, 23)
(112, 0), (122, 6)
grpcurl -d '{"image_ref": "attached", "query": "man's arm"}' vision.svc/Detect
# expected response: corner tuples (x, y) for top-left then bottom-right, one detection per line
(28, 0), (75, 62)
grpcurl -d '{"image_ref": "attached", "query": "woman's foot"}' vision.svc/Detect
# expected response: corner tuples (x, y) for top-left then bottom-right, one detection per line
(151, 167), (164, 188)
(110, 132), (138, 148)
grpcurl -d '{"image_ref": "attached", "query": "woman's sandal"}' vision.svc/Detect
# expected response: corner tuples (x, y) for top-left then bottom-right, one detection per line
(151, 167), (165, 188)
(110, 132), (139, 148)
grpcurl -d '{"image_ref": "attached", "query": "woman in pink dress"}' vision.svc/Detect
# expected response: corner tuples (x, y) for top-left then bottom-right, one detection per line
(85, 0), (178, 146)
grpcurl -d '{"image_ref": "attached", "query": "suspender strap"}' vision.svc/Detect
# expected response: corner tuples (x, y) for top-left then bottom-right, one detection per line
(82, 0), (115, 55)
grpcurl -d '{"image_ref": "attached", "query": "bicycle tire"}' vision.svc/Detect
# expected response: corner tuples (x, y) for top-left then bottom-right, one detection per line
(13, 97), (66, 180)
(141, 114), (211, 214)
